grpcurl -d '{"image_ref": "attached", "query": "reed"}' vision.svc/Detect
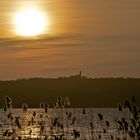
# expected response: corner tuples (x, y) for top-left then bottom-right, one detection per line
(0, 96), (140, 140)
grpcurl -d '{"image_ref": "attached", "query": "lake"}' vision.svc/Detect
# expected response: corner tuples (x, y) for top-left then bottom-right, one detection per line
(0, 108), (135, 139)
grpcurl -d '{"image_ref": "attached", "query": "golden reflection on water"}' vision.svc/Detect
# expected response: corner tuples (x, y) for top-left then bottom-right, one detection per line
(0, 108), (130, 139)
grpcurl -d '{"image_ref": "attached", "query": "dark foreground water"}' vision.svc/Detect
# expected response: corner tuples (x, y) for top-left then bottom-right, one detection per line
(0, 108), (134, 139)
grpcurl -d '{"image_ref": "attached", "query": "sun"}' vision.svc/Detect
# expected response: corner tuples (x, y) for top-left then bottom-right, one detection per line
(14, 8), (48, 37)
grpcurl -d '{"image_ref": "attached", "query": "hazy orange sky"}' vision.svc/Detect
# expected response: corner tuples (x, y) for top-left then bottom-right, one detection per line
(0, 0), (140, 80)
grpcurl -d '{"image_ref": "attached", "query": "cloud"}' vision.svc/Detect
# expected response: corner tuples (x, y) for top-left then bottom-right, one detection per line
(0, 33), (140, 50)
(0, 34), (81, 51)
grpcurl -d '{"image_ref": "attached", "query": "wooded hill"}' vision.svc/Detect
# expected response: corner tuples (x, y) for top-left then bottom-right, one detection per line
(0, 76), (140, 108)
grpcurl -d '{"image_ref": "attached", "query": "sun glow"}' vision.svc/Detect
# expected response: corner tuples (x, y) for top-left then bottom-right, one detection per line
(14, 8), (48, 37)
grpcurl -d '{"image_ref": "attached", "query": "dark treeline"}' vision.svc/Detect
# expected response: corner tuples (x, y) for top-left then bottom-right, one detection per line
(0, 76), (140, 108)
